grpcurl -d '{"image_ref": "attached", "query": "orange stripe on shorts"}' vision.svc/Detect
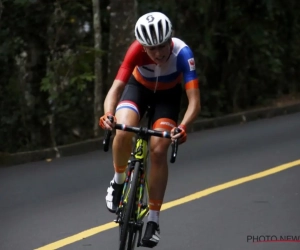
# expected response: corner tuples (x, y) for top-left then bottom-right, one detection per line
(153, 118), (176, 131)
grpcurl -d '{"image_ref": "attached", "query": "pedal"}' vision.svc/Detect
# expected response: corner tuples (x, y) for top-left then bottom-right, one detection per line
(114, 217), (121, 224)
(114, 213), (122, 224)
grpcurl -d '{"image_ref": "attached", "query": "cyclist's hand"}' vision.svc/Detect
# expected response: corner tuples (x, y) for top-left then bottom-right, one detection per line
(171, 124), (187, 144)
(99, 112), (116, 130)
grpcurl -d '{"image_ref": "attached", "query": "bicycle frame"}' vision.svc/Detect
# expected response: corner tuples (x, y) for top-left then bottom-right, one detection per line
(103, 115), (179, 249)
(118, 137), (149, 212)
(114, 132), (151, 249)
(131, 137), (149, 221)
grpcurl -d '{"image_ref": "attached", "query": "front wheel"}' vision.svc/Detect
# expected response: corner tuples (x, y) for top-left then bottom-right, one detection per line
(119, 161), (140, 250)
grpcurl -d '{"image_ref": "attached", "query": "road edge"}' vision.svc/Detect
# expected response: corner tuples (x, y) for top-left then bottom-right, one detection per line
(1, 102), (300, 167)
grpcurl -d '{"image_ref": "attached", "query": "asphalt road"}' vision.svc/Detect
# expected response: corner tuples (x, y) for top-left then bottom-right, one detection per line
(1, 113), (300, 250)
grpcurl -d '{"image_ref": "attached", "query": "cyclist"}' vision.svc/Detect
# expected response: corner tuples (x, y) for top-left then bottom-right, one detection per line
(99, 12), (200, 248)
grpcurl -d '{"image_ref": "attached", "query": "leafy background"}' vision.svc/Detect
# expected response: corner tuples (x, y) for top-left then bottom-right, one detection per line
(0, 0), (299, 153)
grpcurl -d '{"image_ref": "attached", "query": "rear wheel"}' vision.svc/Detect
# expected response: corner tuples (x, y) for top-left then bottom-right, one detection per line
(119, 161), (140, 250)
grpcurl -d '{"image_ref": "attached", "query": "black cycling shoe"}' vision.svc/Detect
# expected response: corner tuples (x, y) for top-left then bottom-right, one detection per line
(142, 221), (160, 248)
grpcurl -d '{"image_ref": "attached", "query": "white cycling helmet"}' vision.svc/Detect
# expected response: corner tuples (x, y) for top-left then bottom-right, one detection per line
(135, 12), (172, 46)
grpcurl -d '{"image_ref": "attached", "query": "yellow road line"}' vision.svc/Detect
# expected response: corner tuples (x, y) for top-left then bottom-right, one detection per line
(35, 159), (300, 250)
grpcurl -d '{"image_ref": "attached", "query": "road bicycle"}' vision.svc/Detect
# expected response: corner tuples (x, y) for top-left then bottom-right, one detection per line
(103, 110), (179, 250)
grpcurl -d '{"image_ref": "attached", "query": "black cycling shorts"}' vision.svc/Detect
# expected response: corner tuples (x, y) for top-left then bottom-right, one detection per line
(117, 75), (183, 126)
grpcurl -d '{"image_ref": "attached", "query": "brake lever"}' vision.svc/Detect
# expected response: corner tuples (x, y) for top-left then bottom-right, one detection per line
(170, 128), (179, 163)
(103, 116), (114, 152)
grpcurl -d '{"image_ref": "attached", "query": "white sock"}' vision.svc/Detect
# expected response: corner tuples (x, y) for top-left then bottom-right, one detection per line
(148, 210), (160, 224)
(114, 172), (126, 184)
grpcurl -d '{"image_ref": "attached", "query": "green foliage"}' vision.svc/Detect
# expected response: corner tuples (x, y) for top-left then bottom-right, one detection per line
(1, 0), (300, 153)
(40, 46), (102, 99)
(172, 0), (300, 115)
(0, 0), (96, 152)
(39, 45), (101, 146)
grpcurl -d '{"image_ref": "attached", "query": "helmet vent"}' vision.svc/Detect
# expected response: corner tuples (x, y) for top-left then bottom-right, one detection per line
(149, 24), (157, 45)
(136, 29), (142, 41)
(165, 20), (170, 38)
(157, 20), (163, 44)
(141, 25), (151, 45)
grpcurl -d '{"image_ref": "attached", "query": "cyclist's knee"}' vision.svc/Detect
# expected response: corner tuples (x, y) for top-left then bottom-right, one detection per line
(114, 130), (133, 146)
(150, 138), (169, 159)
(113, 108), (138, 147)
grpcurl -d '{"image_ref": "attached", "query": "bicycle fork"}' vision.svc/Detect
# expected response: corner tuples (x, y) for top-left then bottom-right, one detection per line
(115, 161), (149, 247)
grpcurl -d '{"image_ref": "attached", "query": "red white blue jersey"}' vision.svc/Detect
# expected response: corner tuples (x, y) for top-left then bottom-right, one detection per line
(115, 38), (199, 91)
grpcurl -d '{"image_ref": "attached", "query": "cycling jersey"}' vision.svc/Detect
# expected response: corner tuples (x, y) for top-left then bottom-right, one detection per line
(115, 38), (199, 91)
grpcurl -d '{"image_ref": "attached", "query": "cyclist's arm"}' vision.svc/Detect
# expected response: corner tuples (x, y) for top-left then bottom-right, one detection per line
(177, 47), (201, 128)
(180, 88), (200, 128)
(104, 41), (143, 114)
(104, 79), (126, 114)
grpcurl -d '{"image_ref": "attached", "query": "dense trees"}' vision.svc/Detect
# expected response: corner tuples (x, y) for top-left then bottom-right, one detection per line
(1, 0), (299, 153)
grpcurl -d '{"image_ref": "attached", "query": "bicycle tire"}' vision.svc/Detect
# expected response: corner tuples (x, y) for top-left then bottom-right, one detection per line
(126, 227), (137, 250)
(119, 161), (140, 250)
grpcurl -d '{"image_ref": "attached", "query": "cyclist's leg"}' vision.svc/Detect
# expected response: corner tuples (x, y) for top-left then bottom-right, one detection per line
(112, 108), (138, 182)
(142, 83), (182, 246)
(106, 76), (149, 212)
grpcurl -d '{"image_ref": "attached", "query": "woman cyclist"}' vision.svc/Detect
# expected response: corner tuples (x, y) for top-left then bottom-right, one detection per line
(99, 11), (201, 248)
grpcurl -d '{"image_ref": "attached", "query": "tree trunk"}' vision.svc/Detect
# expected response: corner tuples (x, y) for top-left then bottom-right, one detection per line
(92, 0), (104, 137)
(23, 3), (52, 149)
(25, 39), (50, 149)
(108, 0), (138, 84)
(0, 0), (3, 20)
